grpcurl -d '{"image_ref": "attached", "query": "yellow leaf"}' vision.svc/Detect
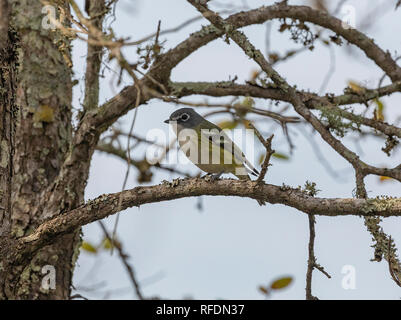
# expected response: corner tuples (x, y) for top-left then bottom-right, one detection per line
(379, 176), (393, 182)
(102, 237), (113, 250)
(102, 237), (121, 250)
(270, 276), (293, 290)
(81, 241), (97, 253)
(217, 120), (238, 130)
(348, 81), (365, 94)
(373, 99), (385, 121)
(33, 105), (54, 123)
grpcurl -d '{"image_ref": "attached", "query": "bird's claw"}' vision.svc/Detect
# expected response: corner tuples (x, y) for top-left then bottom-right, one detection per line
(203, 172), (223, 181)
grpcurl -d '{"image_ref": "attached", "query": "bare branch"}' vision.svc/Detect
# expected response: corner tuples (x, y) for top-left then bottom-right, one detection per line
(83, 0), (107, 112)
(4, 178), (400, 261)
(306, 214), (318, 300)
(98, 221), (144, 299)
(247, 123), (275, 184)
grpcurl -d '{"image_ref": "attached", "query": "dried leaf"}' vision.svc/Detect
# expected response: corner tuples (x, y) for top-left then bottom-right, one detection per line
(269, 53), (279, 63)
(250, 69), (260, 80)
(279, 23), (290, 33)
(348, 80), (365, 94)
(270, 276), (293, 290)
(379, 176), (394, 182)
(258, 285), (269, 295)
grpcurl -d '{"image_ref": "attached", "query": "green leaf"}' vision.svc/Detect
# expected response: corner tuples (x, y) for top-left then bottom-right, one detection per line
(81, 241), (97, 254)
(270, 276), (293, 290)
(272, 152), (290, 160)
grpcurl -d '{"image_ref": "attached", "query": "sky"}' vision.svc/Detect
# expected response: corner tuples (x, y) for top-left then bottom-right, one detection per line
(70, 0), (401, 299)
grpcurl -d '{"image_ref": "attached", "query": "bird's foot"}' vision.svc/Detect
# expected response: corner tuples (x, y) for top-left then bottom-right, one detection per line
(205, 172), (223, 181)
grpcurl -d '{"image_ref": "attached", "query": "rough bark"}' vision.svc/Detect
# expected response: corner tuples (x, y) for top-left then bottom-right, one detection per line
(0, 0), (15, 239)
(0, 0), (17, 299)
(0, 0), (80, 300)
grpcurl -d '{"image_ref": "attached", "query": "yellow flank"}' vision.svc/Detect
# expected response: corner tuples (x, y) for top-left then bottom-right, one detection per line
(178, 129), (247, 177)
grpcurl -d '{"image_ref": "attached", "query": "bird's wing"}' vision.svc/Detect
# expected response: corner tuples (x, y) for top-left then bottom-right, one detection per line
(200, 127), (260, 176)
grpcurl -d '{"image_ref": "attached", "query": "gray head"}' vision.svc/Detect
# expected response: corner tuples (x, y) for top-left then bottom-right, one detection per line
(164, 108), (204, 128)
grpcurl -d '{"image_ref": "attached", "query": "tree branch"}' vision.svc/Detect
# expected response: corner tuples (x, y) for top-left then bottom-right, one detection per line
(171, 81), (401, 139)
(98, 221), (144, 299)
(0, 178), (396, 265)
(79, 3), (401, 140)
(306, 214), (318, 300)
(83, 0), (106, 112)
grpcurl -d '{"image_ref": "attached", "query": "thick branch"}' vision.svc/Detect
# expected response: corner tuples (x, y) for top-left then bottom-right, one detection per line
(4, 178), (398, 258)
(171, 81), (401, 139)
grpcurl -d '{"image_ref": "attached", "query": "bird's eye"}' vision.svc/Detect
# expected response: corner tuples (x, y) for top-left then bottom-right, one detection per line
(180, 113), (189, 121)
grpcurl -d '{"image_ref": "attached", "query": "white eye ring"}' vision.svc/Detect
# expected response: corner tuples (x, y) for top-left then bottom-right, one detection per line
(180, 113), (189, 121)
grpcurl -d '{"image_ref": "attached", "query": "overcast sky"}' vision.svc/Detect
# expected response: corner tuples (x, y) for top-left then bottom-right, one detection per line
(70, 0), (401, 299)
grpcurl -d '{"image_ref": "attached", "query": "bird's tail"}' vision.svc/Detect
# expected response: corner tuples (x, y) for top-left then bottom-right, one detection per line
(235, 173), (266, 206)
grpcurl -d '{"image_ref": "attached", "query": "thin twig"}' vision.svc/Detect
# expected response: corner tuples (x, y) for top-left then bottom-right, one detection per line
(306, 214), (318, 300)
(387, 236), (401, 287)
(98, 221), (145, 299)
(305, 212), (331, 300)
(248, 123), (274, 184)
(111, 103), (139, 253)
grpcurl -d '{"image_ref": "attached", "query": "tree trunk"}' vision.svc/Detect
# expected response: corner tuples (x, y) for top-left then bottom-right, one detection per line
(0, 0), (81, 299)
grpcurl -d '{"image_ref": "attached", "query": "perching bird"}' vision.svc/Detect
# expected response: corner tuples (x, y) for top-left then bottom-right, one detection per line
(164, 108), (265, 206)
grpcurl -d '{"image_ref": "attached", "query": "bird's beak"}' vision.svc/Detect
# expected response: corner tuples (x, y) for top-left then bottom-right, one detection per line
(164, 119), (170, 124)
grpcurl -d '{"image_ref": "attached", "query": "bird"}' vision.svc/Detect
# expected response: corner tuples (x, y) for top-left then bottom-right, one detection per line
(164, 108), (265, 206)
